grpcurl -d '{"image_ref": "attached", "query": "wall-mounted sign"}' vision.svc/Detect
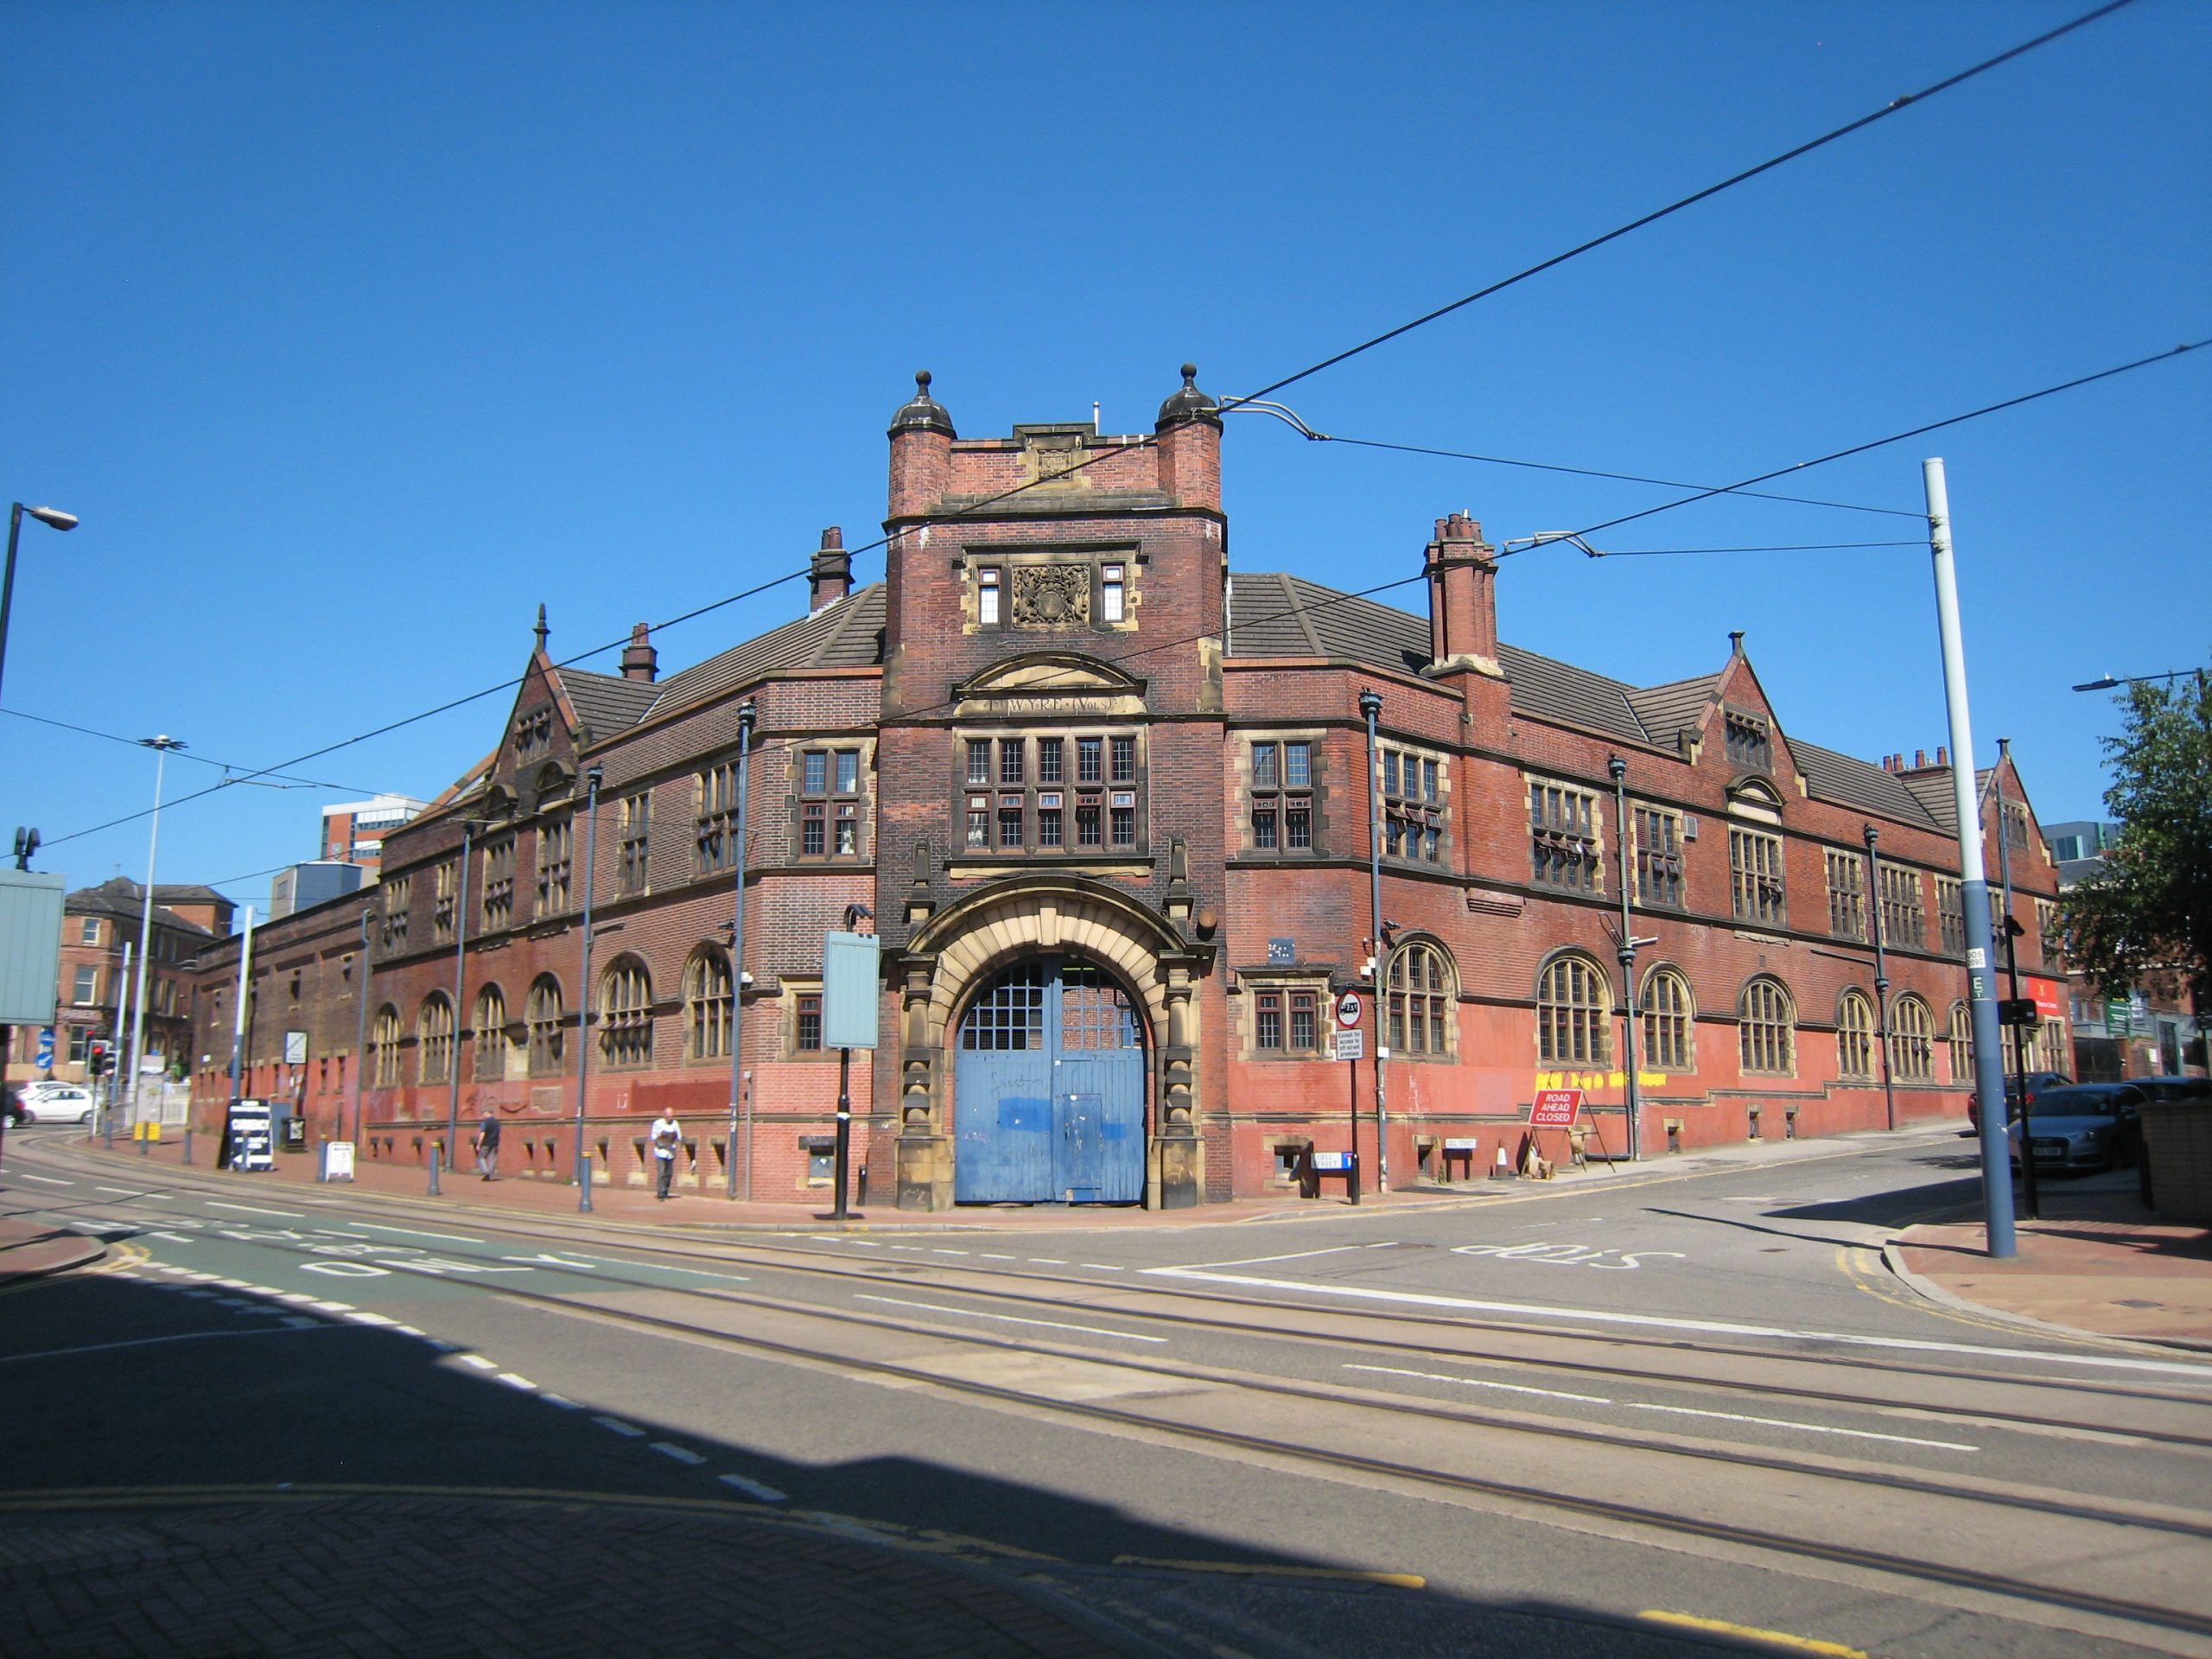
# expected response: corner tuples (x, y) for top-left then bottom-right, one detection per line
(1267, 938), (1295, 965)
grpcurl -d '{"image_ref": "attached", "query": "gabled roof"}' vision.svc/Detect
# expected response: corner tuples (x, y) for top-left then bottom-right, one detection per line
(1792, 741), (1945, 831)
(1496, 645), (1651, 746)
(1229, 573), (1427, 675)
(66, 877), (213, 937)
(553, 668), (662, 738)
(631, 586), (887, 727)
(1624, 673), (1721, 748)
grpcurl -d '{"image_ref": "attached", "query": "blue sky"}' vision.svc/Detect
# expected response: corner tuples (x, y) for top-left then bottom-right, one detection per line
(3, 1), (2205, 912)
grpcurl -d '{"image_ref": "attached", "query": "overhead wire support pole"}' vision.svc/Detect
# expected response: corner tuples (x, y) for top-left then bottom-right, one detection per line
(575, 766), (603, 1213)
(1610, 756), (1643, 1160)
(726, 700), (756, 1202)
(1993, 755), (2040, 1222)
(444, 820), (479, 1175)
(222, 906), (254, 1168)
(1925, 458), (2016, 1259)
(1864, 826), (1897, 1134)
(1360, 690), (1388, 1193)
(350, 908), (372, 1147)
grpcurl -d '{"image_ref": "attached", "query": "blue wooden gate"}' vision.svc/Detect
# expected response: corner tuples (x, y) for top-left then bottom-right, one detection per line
(954, 957), (1146, 1204)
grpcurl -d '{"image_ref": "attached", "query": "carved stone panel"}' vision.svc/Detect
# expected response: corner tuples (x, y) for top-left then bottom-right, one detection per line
(1012, 564), (1090, 629)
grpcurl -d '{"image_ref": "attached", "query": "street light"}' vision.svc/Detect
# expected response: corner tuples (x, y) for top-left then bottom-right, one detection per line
(124, 736), (185, 1144)
(2071, 670), (2197, 692)
(574, 766), (603, 1213)
(1, 503), (79, 708)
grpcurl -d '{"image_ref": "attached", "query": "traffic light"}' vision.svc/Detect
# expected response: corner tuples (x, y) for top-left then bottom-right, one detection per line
(86, 1040), (111, 1077)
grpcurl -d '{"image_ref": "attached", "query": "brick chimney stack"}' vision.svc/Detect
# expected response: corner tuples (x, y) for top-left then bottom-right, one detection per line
(620, 622), (658, 683)
(1422, 511), (1502, 679)
(810, 525), (852, 613)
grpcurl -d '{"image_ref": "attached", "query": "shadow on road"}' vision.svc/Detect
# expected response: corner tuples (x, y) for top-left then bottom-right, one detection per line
(0, 1264), (1737, 1659)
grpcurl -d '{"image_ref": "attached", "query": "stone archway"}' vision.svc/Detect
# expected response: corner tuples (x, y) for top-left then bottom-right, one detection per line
(892, 876), (1209, 1211)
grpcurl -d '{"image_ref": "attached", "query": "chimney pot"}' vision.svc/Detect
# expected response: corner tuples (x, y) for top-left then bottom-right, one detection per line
(620, 621), (658, 683)
(1915, 749), (1927, 768)
(810, 525), (853, 613)
(1936, 745), (1948, 765)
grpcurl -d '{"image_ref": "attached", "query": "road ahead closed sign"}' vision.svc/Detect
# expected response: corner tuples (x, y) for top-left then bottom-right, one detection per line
(1529, 1088), (1585, 1128)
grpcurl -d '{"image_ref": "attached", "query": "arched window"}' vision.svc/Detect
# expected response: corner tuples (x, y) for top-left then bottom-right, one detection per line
(418, 993), (454, 1085)
(1891, 994), (1934, 1082)
(1535, 953), (1611, 1066)
(527, 975), (564, 1077)
(1388, 940), (1456, 1058)
(473, 984), (507, 1082)
(1948, 1000), (1973, 1084)
(1642, 966), (1694, 1072)
(372, 1005), (403, 1087)
(1739, 978), (1796, 1076)
(1837, 989), (1875, 1079)
(600, 957), (653, 1069)
(685, 947), (734, 1062)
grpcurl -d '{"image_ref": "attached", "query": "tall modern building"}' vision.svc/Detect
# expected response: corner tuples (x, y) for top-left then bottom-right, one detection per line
(321, 795), (429, 875)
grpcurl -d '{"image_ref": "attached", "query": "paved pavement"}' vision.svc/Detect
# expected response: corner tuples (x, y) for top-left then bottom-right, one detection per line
(0, 1214), (104, 1287)
(0, 1493), (1168, 1659)
(1892, 1165), (2212, 1351)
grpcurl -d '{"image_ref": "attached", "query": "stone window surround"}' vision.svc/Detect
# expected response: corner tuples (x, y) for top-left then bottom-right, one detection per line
(1241, 974), (1332, 1058)
(961, 545), (1143, 635)
(1243, 730), (1324, 859)
(951, 727), (1146, 860)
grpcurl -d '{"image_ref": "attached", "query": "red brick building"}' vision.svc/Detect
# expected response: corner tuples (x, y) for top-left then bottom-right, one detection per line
(188, 367), (2064, 1207)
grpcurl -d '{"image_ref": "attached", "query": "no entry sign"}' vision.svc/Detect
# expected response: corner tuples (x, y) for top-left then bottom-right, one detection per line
(1529, 1088), (1585, 1128)
(1336, 993), (1362, 1029)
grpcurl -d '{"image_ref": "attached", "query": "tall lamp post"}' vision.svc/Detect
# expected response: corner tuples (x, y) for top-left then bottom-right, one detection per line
(724, 700), (756, 1200)
(1864, 824), (1897, 1133)
(124, 736), (185, 1140)
(0, 503), (79, 706)
(1358, 690), (1389, 1192)
(1607, 756), (1654, 1160)
(574, 766), (603, 1213)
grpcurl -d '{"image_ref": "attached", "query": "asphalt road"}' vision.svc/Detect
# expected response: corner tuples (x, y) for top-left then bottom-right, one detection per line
(4, 1123), (2208, 1659)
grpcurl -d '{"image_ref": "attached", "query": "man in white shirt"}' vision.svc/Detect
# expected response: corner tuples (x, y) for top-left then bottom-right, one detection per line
(649, 1113), (683, 1200)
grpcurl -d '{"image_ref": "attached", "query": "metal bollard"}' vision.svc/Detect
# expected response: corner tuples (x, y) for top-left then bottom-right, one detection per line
(428, 1144), (442, 1196)
(578, 1151), (593, 1213)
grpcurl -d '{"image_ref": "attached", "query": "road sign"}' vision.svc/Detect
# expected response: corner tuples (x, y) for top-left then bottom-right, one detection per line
(1336, 993), (1362, 1029)
(35, 1026), (54, 1068)
(1334, 1029), (1364, 1062)
(1530, 1088), (1584, 1128)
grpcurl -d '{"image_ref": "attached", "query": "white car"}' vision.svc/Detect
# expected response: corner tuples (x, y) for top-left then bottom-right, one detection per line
(16, 1085), (95, 1124)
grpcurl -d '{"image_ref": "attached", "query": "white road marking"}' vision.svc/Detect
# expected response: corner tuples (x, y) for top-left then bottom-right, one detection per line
(594, 1415), (645, 1437)
(245, 1287), (285, 1297)
(980, 1253), (1018, 1261)
(719, 1473), (788, 1503)
(854, 1293), (1166, 1343)
(395, 1325), (425, 1337)
(844, 1240), (881, 1249)
(279, 1316), (321, 1329)
(540, 1395), (583, 1410)
(931, 1249), (969, 1256)
(276, 1294), (320, 1305)
(633, 1263), (751, 1283)
(308, 1301), (354, 1313)
(13, 1173), (72, 1185)
(650, 1441), (707, 1465)
(204, 1202), (305, 1218)
(496, 1373), (537, 1390)
(1146, 1267), (2212, 1381)
(1174, 1243), (1387, 1270)
(1080, 1264), (1125, 1272)
(456, 1353), (497, 1370)
(96, 1185), (150, 1197)
(499, 1253), (600, 1270)
(343, 1311), (397, 1326)
(1348, 1363), (1613, 1406)
(214, 1279), (251, 1289)
(349, 1222), (486, 1244)
(1623, 1401), (1978, 1452)
(150, 1232), (195, 1244)
(1027, 1258), (1069, 1266)
(0, 1326), (327, 1363)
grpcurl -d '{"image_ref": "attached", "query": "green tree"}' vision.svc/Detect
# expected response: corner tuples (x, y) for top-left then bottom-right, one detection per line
(2061, 667), (2212, 1015)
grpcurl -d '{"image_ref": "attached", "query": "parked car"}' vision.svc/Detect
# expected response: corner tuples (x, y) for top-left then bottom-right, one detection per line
(1968, 1071), (2073, 1131)
(2018, 1083), (2147, 1173)
(2132, 1075), (2212, 1103)
(15, 1085), (95, 1125)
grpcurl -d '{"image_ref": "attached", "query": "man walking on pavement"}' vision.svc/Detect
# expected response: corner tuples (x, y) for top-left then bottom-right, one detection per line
(474, 1109), (501, 1181)
(649, 1111), (683, 1199)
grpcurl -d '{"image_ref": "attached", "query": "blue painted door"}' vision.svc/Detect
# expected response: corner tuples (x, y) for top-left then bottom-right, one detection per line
(955, 958), (1145, 1204)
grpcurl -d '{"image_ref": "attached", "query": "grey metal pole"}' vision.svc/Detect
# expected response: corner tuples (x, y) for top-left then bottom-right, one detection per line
(104, 941), (131, 1147)
(1609, 756), (1642, 1160)
(1992, 759), (2040, 1221)
(1358, 689), (1389, 1192)
(1, 505), (20, 709)
(443, 821), (475, 1172)
(224, 906), (254, 1166)
(726, 700), (756, 1200)
(126, 739), (181, 1141)
(575, 766), (603, 1212)
(349, 908), (371, 1146)
(1924, 457), (2016, 1258)
(1864, 825), (1897, 1133)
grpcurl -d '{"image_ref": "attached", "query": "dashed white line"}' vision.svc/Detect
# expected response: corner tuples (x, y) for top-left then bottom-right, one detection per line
(854, 1294), (1166, 1343)
(1347, 1364), (1613, 1406)
(594, 1415), (645, 1437)
(650, 1442), (707, 1465)
(149, 1231), (195, 1244)
(309, 1301), (353, 1313)
(1623, 1402), (1979, 1452)
(457, 1354), (497, 1370)
(497, 1373), (537, 1390)
(348, 1222), (485, 1244)
(204, 1202), (305, 1218)
(344, 1311), (397, 1326)
(718, 1473), (788, 1503)
(12, 1173), (72, 1185)
(276, 1294), (320, 1306)
(540, 1395), (584, 1410)
(980, 1253), (1018, 1261)
(96, 1185), (149, 1197)
(844, 1240), (881, 1249)
(930, 1249), (969, 1256)
(1027, 1258), (1068, 1266)
(1079, 1264), (1124, 1272)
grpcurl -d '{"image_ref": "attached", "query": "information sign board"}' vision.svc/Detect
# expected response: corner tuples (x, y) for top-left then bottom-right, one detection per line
(821, 931), (881, 1050)
(1529, 1088), (1585, 1128)
(225, 1100), (275, 1172)
(1310, 1150), (1354, 1172)
(1333, 1029), (1364, 1062)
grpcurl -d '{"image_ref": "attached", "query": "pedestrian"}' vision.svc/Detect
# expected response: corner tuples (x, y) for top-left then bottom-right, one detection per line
(649, 1111), (683, 1199)
(475, 1110), (502, 1181)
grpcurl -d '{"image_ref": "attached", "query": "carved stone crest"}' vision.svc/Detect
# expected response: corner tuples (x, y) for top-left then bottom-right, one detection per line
(1012, 564), (1090, 628)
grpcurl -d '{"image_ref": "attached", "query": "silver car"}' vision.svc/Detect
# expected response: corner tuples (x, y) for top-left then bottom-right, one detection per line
(2021, 1084), (2145, 1172)
(15, 1084), (95, 1125)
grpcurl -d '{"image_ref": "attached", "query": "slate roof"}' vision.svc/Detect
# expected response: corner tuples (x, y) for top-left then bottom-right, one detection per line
(1790, 741), (1945, 830)
(66, 877), (213, 938)
(553, 668), (662, 739)
(1230, 571), (1952, 832)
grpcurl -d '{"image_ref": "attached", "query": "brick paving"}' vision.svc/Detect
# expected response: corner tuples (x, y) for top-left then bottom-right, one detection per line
(0, 1496), (1154, 1658)
(0, 1216), (105, 1287)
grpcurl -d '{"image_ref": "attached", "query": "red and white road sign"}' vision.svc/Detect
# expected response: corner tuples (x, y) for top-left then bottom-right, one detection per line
(1336, 993), (1362, 1029)
(1529, 1088), (1585, 1128)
